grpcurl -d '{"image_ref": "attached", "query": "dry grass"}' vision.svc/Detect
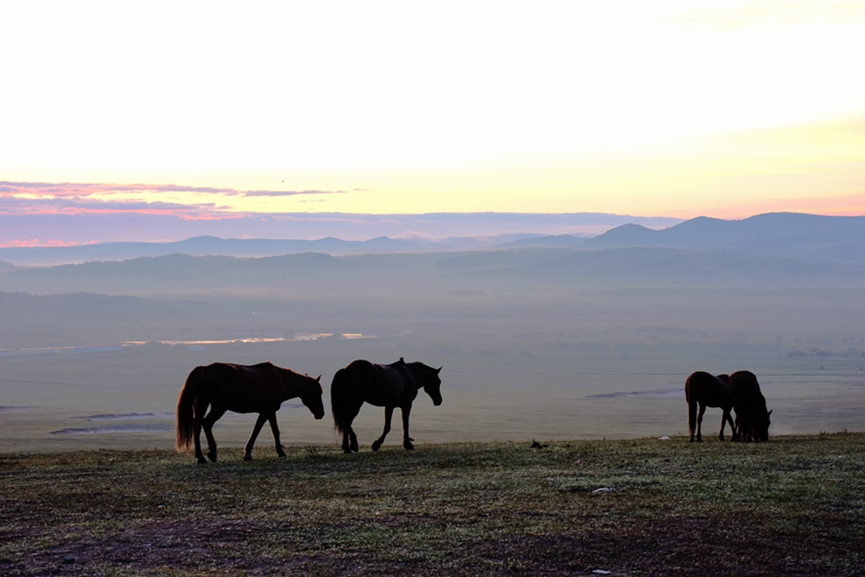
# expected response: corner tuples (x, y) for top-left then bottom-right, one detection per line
(1, 433), (863, 576)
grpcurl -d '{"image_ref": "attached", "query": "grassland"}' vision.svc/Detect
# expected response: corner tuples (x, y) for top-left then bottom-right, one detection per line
(1, 433), (863, 576)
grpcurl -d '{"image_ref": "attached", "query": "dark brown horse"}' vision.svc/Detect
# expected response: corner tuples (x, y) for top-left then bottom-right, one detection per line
(729, 370), (772, 442)
(331, 357), (442, 453)
(685, 371), (734, 442)
(176, 362), (324, 463)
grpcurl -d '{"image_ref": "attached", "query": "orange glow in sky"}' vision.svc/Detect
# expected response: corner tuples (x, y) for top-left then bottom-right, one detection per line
(1, 1), (864, 219)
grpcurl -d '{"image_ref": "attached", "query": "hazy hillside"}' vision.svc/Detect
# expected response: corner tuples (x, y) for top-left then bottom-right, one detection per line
(4, 212), (863, 268)
(582, 213), (865, 265)
(2, 245), (864, 297)
(1, 211), (682, 253)
(0, 236), (426, 267)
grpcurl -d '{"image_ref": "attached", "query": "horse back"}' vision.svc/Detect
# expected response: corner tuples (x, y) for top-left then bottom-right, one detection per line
(336, 359), (416, 407)
(685, 371), (732, 410)
(202, 362), (283, 413)
(729, 371), (761, 406)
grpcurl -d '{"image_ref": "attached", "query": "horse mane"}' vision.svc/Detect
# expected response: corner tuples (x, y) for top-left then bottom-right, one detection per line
(252, 361), (277, 372)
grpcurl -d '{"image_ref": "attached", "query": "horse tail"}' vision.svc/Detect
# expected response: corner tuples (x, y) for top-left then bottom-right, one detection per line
(331, 367), (351, 436)
(684, 375), (696, 437)
(176, 365), (205, 451)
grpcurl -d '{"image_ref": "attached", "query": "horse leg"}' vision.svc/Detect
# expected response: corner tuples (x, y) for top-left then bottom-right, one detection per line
(401, 405), (414, 450)
(194, 419), (206, 464)
(243, 413), (269, 461)
(267, 413), (287, 458)
(371, 406), (394, 452)
(720, 410), (735, 441)
(349, 426), (359, 453)
(342, 428), (352, 454)
(202, 406), (226, 462)
(340, 407), (360, 454)
(688, 399), (698, 442)
(695, 403), (706, 442)
(193, 398), (208, 464)
(341, 425), (359, 454)
(743, 413), (754, 442)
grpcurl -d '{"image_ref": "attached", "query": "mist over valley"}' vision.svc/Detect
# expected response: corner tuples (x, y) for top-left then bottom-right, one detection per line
(2, 212), (864, 453)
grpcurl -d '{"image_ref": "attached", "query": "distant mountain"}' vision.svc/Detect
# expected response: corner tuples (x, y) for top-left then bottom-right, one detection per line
(582, 213), (865, 265)
(0, 260), (17, 272)
(0, 233), (558, 267)
(3, 245), (864, 297)
(0, 236), (417, 267)
(1, 210), (684, 250)
(487, 234), (586, 249)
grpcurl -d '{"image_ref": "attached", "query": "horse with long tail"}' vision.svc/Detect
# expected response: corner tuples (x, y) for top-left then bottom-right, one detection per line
(331, 357), (442, 453)
(176, 361), (324, 463)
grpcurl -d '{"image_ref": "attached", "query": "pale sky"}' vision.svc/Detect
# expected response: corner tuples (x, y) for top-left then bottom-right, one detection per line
(1, 0), (864, 221)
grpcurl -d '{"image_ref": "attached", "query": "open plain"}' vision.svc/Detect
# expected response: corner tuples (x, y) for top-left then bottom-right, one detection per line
(1, 434), (863, 576)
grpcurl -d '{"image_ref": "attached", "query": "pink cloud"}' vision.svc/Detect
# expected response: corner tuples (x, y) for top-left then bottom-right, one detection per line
(0, 238), (98, 248)
(0, 181), (352, 218)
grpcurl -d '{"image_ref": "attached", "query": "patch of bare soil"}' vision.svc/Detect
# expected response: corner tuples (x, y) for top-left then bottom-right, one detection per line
(452, 517), (858, 577)
(6, 519), (313, 576)
(5, 514), (861, 576)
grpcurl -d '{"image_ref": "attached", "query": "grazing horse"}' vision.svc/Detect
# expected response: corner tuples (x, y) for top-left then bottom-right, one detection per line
(331, 357), (442, 453)
(176, 362), (324, 463)
(729, 370), (772, 442)
(685, 371), (735, 442)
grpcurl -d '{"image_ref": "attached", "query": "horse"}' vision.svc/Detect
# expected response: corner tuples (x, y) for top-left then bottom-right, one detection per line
(685, 371), (735, 442)
(729, 370), (772, 442)
(331, 357), (442, 453)
(176, 362), (324, 463)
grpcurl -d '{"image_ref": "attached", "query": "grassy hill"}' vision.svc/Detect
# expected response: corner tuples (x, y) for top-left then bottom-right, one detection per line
(1, 433), (862, 576)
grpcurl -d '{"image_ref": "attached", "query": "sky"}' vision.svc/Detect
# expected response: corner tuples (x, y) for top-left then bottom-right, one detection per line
(1, 1), (864, 245)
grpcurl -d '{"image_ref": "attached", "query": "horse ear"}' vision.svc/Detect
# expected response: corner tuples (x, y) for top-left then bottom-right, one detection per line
(316, 375), (321, 382)
(399, 357), (405, 363)
(767, 409), (772, 416)
(436, 366), (442, 374)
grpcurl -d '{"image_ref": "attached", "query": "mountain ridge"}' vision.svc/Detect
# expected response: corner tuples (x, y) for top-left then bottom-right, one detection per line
(2, 212), (864, 267)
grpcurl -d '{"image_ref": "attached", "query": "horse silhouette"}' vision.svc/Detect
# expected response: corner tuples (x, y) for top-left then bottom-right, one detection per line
(730, 370), (772, 442)
(176, 362), (324, 463)
(331, 357), (442, 453)
(685, 371), (734, 442)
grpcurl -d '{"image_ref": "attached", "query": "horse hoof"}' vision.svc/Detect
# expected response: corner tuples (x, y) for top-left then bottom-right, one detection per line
(243, 454), (253, 461)
(689, 438), (695, 443)
(343, 447), (353, 454)
(197, 458), (208, 465)
(404, 442), (414, 450)
(207, 453), (217, 463)
(350, 441), (359, 453)
(371, 441), (382, 452)
(278, 453), (287, 459)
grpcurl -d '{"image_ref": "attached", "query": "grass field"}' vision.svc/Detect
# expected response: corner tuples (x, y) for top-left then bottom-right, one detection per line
(1, 433), (863, 576)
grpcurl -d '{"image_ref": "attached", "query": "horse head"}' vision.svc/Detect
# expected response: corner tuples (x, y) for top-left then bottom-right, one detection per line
(421, 366), (443, 406)
(754, 408), (772, 441)
(299, 374), (325, 420)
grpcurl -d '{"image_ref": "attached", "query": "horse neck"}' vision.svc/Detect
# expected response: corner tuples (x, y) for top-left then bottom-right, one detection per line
(403, 365), (424, 390)
(278, 370), (305, 400)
